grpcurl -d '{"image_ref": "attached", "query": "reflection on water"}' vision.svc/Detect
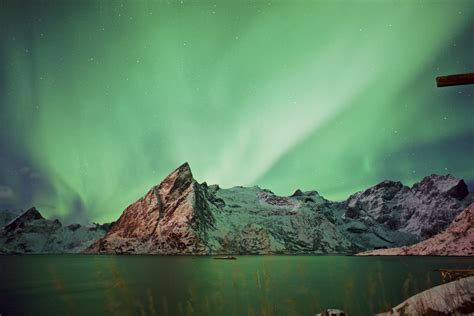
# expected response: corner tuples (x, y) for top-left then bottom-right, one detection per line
(0, 255), (473, 315)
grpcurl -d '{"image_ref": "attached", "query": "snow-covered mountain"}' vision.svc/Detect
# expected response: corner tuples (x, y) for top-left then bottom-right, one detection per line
(345, 175), (470, 239)
(87, 163), (355, 254)
(358, 203), (474, 256)
(0, 207), (112, 254)
(1, 162), (470, 255)
(86, 163), (472, 255)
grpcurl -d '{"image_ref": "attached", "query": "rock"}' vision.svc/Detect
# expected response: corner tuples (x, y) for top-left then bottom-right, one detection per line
(344, 207), (360, 219)
(67, 223), (81, 231)
(292, 189), (304, 197)
(447, 179), (469, 200)
(358, 203), (474, 256)
(376, 276), (474, 315)
(96, 221), (115, 231)
(223, 223), (272, 254)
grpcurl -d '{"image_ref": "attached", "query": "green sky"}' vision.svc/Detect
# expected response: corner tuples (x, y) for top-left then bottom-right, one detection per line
(0, 0), (473, 223)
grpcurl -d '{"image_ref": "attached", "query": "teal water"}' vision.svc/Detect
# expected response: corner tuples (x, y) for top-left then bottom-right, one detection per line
(0, 255), (473, 315)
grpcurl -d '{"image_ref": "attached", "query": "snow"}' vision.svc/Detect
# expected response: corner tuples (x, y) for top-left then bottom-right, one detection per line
(1, 163), (471, 256)
(377, 276), (474, 315)
(358, 203), (474, 256)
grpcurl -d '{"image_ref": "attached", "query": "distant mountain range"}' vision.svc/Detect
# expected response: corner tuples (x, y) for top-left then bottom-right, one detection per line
(0, 207), (112, 254)
(1, 162), (472, 255)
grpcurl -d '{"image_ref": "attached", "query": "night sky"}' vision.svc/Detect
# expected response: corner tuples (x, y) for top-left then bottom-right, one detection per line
(0, 0), (473, 224)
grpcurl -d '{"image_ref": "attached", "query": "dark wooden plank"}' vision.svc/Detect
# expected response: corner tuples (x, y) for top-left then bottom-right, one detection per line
(436, 73), (474, 87)
(435, 269), (474, 283)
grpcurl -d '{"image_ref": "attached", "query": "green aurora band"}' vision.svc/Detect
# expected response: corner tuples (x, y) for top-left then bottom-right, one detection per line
(1, 1), (473, 223)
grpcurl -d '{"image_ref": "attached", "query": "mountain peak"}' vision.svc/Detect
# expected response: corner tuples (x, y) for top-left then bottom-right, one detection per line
(158, 162), (194, 196)
(176, 161), (191, 172)
(5, 207), (44, 231)
(87, 160), (213, 254)
(27, 207), (43, 218)
(177, 161), (191, 171)
(291, 189), (304, 197)
(169, 162), (193, 179)
(412, 174), (469, 200)
(15, 207), (43, 221)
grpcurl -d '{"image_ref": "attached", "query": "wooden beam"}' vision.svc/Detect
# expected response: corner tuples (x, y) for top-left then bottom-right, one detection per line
(435, 269), (474, 283)
(436, 72), (474, 87)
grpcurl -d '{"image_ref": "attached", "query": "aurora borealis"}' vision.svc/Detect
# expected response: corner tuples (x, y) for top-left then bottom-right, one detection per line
(0, 0), (473, 224)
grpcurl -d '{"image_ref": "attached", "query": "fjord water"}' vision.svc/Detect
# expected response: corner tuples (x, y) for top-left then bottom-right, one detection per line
(0, 256), (473, 315)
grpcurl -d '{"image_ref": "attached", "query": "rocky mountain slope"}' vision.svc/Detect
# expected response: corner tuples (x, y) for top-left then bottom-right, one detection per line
(87, 163), (472, 255)
(358, 203), (474, 256)
(87, 163), (355, 254)
(344, 175), (470, 239)
(0, 207), (112, 254)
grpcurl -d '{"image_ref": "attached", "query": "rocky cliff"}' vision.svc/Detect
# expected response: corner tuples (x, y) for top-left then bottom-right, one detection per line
(358, 203), (474, 256)
(87, 163), (216, 254)
(86, 163), (472, 255)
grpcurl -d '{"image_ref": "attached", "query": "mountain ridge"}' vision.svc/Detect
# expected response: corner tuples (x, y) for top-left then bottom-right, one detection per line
(358, 203), (474, 256)
(86, 162), (472, 255)
(0, 207), (113, 254)
(1, 162), (471, 255)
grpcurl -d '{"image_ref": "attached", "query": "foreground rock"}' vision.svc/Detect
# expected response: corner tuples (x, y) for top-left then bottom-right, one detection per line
(358, 203), (474, 256)
(0, 207), (112, 254)
(376, 276), (474, 315)
(87, 162), (471, 255)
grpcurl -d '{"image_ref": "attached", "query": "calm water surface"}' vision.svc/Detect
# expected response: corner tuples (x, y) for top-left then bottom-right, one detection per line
(0, 255), (473, 315)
